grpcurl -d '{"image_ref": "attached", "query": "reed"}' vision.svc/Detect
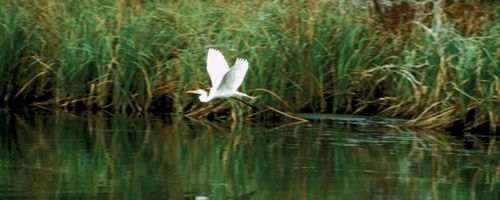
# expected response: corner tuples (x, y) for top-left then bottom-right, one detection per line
(0, 0), (498, 132)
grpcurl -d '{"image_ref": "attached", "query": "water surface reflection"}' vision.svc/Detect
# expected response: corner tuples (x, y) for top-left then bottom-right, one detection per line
(0, 111), (498, 199)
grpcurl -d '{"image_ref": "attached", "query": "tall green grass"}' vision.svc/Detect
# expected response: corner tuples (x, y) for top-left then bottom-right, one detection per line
(0, 0), (498, 132)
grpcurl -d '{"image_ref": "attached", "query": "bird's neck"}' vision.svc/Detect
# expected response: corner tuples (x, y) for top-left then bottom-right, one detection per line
(198, 90), (212, 102)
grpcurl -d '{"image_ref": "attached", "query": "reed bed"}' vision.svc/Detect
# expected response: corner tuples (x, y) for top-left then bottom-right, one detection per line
(0, 0), (498, 133)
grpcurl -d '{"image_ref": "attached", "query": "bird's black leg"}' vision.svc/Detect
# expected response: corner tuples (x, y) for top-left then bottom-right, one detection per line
(230, 97), (259, 111)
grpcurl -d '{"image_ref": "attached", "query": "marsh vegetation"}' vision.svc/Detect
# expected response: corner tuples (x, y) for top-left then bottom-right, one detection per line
(0, 0), (498, 133)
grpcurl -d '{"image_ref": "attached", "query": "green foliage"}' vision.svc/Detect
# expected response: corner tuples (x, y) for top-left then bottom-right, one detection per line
(0, 0), (498, 131)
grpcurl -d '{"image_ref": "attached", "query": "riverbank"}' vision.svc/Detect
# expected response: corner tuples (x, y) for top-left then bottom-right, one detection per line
(1, 0), (498, 133)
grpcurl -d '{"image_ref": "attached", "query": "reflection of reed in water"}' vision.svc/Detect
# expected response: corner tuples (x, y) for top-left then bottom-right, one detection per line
(0, 112), (498, 198)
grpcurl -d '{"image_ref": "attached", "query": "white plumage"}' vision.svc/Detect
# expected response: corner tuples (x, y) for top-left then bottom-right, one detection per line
(188, 48), (252, 102)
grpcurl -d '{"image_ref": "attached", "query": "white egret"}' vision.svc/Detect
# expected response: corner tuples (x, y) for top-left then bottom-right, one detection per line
(188, 48), (254, 102)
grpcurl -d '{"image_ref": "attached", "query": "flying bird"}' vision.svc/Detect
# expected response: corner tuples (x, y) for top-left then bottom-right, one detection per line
(188, 48), (253, 102)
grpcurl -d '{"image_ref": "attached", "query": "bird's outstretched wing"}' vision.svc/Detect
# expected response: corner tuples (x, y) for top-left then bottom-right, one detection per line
(218, 58), (249, 91)
(207, 48), (230, 90)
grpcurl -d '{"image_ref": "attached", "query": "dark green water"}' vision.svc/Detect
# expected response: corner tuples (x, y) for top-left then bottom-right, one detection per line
(0, 111), (498, 199)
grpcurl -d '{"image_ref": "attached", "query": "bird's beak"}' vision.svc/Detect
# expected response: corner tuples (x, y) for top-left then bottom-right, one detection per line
(186, 90), (197, 94)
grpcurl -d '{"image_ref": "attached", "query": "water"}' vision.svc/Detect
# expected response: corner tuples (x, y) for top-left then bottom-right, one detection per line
(0, 111), (498, 199)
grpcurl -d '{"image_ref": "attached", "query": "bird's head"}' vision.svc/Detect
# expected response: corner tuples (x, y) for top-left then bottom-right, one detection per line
(187, 89), (210, 102)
